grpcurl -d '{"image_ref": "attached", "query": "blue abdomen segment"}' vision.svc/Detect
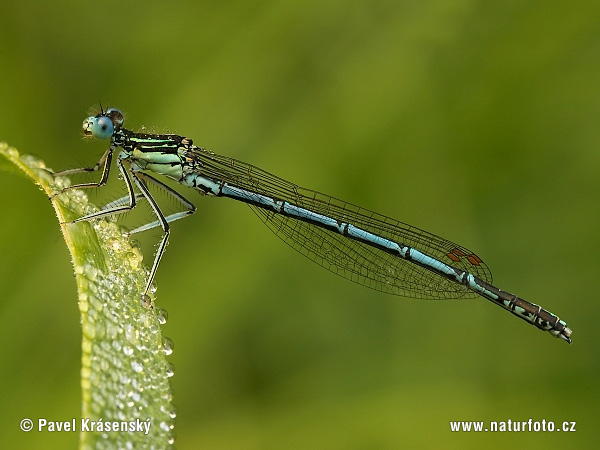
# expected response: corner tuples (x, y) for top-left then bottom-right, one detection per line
(186, 174), (571, 343)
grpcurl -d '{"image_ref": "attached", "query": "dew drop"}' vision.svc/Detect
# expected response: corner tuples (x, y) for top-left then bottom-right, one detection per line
(82, 340), (92, 354)
(87, 307), (98, 320)
(156, 307), (168, 325)
(79, 296), (89, 313)
(112, 356), (123, 370)
(127, 250), (142, 269)
(82, 320), (96, 339)
(125, 324), (140, 345)
(106, 321), (118, 339)
(84, 264), (98, 281)
(166, 362), (175, 378)
(70, 189), (88, 204)
(21, 153), (46, 169)
(138, 312), (154, 329)
(90, 402), (101, 416)
(78, 278), (89, 293)
(50, 176), (69, 191)
(3, 145), (18, 157)
(89, 371), (101, 388)
(95, 320), (106, 339)
(139, 294), (153, 309)
(162, 337), (174, 356)
(81, 366), (92, 380)
(107, 237), (123, 252)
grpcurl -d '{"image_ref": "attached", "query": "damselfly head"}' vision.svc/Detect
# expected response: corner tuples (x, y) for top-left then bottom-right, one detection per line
(82, 108), (124, 140)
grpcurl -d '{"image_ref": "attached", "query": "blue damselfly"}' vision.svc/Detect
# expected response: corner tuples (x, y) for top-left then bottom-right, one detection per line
(51, 107), (572, 343)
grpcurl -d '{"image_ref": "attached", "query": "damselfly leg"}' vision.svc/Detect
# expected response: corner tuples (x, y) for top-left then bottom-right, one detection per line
(51, 147), (196, 297)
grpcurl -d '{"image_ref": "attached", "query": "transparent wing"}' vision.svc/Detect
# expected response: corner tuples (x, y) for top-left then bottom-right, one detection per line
(190, 147), (492, 299)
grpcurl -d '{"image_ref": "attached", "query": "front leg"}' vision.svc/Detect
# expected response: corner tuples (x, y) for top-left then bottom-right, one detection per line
(70, 159), (138, 223)
(50, 147), (114, 199)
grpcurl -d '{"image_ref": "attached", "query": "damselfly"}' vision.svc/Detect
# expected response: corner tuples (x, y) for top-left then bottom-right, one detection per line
(51, 107), (572, 343)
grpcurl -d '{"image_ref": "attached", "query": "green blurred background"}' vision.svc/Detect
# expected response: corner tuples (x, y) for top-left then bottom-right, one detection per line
(1, 0), (598, 448)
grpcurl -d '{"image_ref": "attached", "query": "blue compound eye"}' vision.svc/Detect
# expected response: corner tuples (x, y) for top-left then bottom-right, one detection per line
(83, 115), (114, 139)
(92, 116), (115, 139)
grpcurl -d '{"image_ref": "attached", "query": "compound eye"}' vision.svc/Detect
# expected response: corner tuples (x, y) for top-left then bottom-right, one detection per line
(87, 115), (114, 139)
(106, 108), (124, 128)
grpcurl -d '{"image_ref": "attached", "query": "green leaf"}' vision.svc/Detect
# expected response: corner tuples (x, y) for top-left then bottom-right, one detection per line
(0, 142), (176, 449)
